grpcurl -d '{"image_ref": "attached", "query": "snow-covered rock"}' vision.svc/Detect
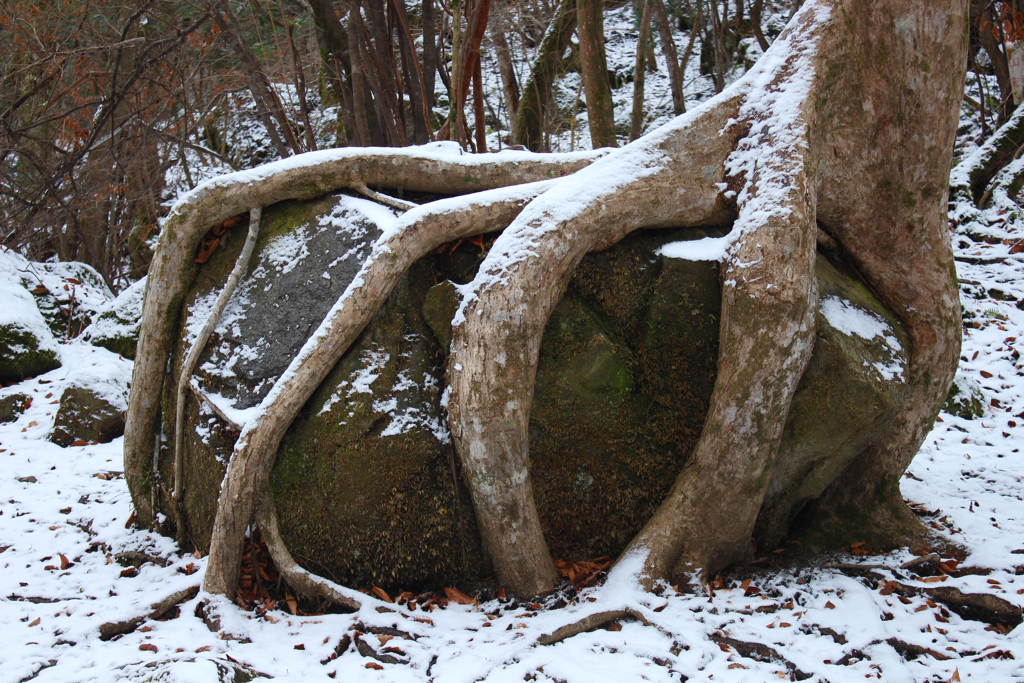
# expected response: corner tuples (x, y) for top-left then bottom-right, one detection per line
(82, 277), (146, 359)
(0, 248), (61, 381)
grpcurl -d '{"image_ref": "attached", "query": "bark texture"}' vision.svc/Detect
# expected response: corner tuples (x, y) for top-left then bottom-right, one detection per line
(125, 0), (966, 601)
(576, 0), (618, 148)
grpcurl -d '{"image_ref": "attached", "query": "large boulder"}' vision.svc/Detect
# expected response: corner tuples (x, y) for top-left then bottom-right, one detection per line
(159, 192), (909, 589)
(1, 250), (61, 382)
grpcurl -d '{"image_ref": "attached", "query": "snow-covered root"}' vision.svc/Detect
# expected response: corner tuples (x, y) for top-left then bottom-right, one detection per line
(124, 147), (604, 526)
(621, 3), (825, 583)
(255, 486), (368, 613)
(446, 0), (833, 598)
(202, 181), (556, 599)
(173, 207), (261, 544)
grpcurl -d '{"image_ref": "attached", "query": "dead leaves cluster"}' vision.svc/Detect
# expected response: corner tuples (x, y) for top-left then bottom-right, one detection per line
(554, 556), (612, 587)
(195, 214), (245, 264)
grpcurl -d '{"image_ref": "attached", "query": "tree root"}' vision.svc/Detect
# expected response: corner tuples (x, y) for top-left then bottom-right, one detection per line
(888, 582), (1022, 629)
(351, 182), (417, 212)
(710, 635), (813, 680)
(98, 584), (200, 640)
(255, 486), (369, 613)
(172, 207), (261, 544)
(202, 182), (553, 598)
(536, 608), (653, 645)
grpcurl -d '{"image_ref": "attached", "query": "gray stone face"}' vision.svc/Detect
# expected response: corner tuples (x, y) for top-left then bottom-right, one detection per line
(161, 191), (910, 589)
(82, 278), (146, 359)
(181, 193), (392, 411)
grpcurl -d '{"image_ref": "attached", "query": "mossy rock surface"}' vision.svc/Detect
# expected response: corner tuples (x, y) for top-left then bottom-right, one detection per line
(942, 372), (985, 420)
(1, 250), (63, 380)
(754, 257), (910, 549)
(163, 194), (910, 590)
(0, 392), (31, 423)
(0, 323), (61, 382)
(50, 386), (126, 447)
(23, 260), (112, 340)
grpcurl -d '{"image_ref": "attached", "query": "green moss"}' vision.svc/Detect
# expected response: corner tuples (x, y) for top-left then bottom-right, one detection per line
(0, 324), (60, 382)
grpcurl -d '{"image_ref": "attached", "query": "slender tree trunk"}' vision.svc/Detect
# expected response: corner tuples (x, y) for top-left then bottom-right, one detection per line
(650, 0), (684, 116)
(971, 0), (1013, 124)
(630, 0), (653, 140)
(423, 0), (437, 118)
(348, 2), (373, 146)
(490, 9), (520, 130)
(514, 0), (577, 150)
(473, 54), (487, 151)
(678, 0), (702, 91)
(577, 0), (618, 148)
(751, 0), (770, 51)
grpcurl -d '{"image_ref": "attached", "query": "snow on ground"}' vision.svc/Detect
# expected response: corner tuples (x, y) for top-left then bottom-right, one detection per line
(2, 225), (1023, 683)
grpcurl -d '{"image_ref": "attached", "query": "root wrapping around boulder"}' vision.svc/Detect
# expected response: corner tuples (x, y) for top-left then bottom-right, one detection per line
(125, 0), (966, 606)
(173, 207), (261, 538)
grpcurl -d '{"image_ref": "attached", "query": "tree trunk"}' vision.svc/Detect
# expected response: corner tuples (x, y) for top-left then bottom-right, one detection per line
(630, 0), (653, 140)
(126, 0), (966, 602)
(576, 0), (618, 148)
(650, 0), (684, 116)
(970, 0), (1014, 124)
(513, 0), (577, 150)
(751, 0), (770, 52)
(490, 11), (520, 130)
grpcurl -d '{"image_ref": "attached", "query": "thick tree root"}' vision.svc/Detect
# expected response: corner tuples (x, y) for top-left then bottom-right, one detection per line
(255, 488), (369, 613)
(125, 147), (603, 527)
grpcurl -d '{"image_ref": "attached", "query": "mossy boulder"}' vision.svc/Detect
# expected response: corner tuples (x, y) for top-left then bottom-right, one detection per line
(50, 385), (126, 447)
(161, 193), (910, 591)
(82, 278), (146, 359)
(0, 392), (31, 423)
(1, 253), (62, 382)
(943, 372), (985, 419)
(21, 260), (112, 340)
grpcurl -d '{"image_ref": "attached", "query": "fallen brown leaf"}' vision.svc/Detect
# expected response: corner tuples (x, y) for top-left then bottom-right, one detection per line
(444, 587), (478, 606)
